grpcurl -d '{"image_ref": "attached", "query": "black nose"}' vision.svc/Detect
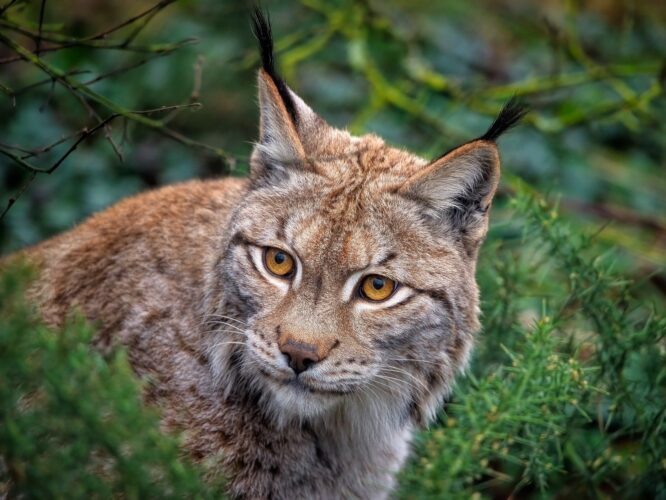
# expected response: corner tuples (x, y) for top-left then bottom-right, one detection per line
(280, 340), (320, 375)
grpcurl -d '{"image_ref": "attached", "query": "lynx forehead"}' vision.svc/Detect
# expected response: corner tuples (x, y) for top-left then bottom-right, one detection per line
(17, 8), (526, 499)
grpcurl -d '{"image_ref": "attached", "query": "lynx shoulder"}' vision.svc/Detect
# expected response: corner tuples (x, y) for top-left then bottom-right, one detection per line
(15, 9), (525, 499)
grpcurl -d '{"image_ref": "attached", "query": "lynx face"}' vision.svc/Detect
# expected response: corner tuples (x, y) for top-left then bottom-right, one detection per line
(207, 12), (525, 426)
(216, 146), (473, 422)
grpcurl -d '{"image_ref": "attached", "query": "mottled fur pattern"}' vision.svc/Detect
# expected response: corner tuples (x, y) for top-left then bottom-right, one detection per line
(8, 10), (525, 499)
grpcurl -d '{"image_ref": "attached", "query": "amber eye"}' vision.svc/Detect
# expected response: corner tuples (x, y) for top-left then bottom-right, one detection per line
(263, 247), (295, 278)
(359, 275), (396, 302)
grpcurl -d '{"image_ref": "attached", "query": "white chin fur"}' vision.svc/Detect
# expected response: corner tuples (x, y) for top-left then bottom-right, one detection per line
(266, 379), (340, 421)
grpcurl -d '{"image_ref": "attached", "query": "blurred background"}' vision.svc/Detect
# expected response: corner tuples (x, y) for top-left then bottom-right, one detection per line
(1, 0), (665, 497)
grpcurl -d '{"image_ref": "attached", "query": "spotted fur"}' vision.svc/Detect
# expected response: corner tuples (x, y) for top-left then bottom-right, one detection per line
(11, 10), (525, 499)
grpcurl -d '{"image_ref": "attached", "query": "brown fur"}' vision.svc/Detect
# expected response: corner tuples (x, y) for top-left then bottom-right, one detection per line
(5, 14), (524, 498)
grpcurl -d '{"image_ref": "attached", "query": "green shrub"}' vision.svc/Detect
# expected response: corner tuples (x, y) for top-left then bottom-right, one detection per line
(0, 265), (222, 498)
(400, 181), (666, 499)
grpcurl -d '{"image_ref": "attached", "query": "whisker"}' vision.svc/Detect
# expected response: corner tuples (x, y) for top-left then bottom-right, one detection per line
(373, 373), (413, 390)
(210, 341), (247, 348)
(206, 314), (248, 327)
(382, 366), (430, 392)
(369, 376), (407, 395)
(386, 356), (444, 366)
(374, 370), (431, 395)
(203, 322), (248, 335)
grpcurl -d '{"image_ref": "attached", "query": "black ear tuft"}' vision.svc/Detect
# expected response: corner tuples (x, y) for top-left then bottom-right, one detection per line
(250, 7), (275, 78)
(479, 97), (528, 142)
(250, 7), (298, 123)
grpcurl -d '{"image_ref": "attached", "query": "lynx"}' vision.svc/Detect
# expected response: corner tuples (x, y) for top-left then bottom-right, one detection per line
(10, 9), (525, 499)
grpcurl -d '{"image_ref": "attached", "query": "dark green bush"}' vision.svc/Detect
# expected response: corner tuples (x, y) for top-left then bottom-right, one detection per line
(0, 265), (222, 498)
(400, 181), (666, 498)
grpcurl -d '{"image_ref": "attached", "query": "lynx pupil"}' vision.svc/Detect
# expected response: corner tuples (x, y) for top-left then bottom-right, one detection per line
(372, 277), (384, 290)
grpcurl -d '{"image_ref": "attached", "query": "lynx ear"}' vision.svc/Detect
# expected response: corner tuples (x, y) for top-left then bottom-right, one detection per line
(399, 99), (527, 248)
(399, 141), (501, 244)
(250, 9), (326, 181)
(255, 70), (307, 164)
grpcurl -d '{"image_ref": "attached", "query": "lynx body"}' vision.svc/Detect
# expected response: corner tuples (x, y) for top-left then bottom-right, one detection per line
(16, 11), (525, 499)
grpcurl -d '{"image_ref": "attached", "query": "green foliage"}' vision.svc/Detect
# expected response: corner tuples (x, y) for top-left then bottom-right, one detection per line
(0, 265), (222, 498)
(400, 183), (666, 498)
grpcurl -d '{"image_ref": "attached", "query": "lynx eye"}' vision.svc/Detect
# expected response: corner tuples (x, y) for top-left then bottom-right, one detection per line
(359, 275), (396, 302)
(263, 247), (295, 278)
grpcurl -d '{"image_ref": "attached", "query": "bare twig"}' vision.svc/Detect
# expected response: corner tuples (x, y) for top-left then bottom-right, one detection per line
(0, 114), (119, 220)
(84, 0), (177, 43)
(0, 1), (243, 220)
(0, 114), (119, 175)
(38, 78), (55, 112)
(0, 102), (205, 169)
(119, 1), (169, 47)
(0, 36), (196, 65)
(0, 0), (19, 15)
(35, 0), (47, 55)
(12, 70), (90, 96)
(0, 31), (232, 158)
(162, 55), (204, 124)
(0, 80), (15, 107)
(0, 171), (36, 220)
(0, 19), (197, 58)
(81, 51), (171, 86)
(0, 130), (83, 159)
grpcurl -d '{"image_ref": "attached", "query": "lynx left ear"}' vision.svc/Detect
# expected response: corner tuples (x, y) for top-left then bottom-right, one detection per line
(255, 69), (308, 164)
(250, 9), (325, 177)
(399, 99), (527, 247)
(399, 140), (501, 244)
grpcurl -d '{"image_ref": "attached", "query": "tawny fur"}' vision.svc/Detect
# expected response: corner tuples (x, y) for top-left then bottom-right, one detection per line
(5, 11), (524, 499)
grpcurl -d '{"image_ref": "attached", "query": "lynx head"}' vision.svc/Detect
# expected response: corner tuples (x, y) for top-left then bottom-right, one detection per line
(207, 10), (526, 429)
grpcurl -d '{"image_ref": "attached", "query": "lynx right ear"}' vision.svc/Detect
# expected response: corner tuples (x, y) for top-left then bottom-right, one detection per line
(250, 9), (327, 182)
(399, 99), (527, 251)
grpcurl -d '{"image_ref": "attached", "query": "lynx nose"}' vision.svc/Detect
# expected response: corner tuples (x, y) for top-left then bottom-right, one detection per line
(280, 340), (321, 375)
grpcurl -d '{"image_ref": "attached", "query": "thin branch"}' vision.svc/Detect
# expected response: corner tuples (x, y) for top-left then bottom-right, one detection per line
(162, 55), (204, 124)
(84, 0), (177, 43)
(0, 19), (197, 57)
(0, 80), (15, 107)
(0, 37), (196, 65)
(35, 0), (47, 55)
(0, 114), (119, 220)
(0, 103), (205, 172)
(12, 70), (90, 96)
(119, 2), (164, 47)
(0, 171), (36, 220)
(0, 140), (37, 155)
(81, 51), (170, 86)
(0, 102), (217, 219)
(0, 0), (19, 15)
(0, 114), (119, 175)
(2, 34), (163, 131)
(0, 32), (236, 163)
(0, 0), (173, 43)
(0, 130), (83, 159)
(0, 1), (244, 220)
(562, 199), (666, 236)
